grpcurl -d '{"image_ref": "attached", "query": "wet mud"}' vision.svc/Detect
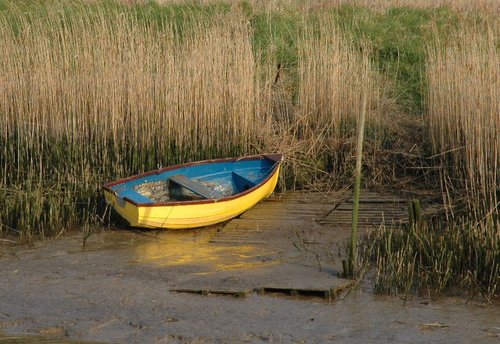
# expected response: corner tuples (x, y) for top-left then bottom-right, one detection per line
(1, 192), (499, 343)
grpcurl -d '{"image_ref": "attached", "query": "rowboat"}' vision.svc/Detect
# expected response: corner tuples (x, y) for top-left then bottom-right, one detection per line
(102, 154), (283, 229)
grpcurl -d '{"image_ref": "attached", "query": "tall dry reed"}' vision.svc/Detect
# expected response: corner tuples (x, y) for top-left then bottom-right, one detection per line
(294, 17), (393, 187)
(1, 4), (264, 164)
(370, 21), (499, 299)
(426, 22), (499, 218)
(0, 1), (400, 240)
(160, 0), (500, 14)
(0, 2), (267, 238)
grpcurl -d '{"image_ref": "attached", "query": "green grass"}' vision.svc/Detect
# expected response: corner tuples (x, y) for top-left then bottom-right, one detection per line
(247, 4), (460, 114)
(371, 218), (499, 299)
(327, 5), (459, 114)
(0, 0), (230, 39)
(251, 11), (300, 69)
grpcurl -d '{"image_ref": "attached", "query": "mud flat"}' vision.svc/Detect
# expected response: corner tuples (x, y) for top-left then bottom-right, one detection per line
(1, 192), (499, 343)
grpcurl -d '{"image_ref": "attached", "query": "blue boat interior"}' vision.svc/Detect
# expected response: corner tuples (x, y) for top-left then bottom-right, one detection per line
(110, 158), (278, 204)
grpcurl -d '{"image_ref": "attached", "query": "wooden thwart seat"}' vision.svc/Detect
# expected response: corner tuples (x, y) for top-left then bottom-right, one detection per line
(169, 174), (222, 199)
(232, 172), (256, 191)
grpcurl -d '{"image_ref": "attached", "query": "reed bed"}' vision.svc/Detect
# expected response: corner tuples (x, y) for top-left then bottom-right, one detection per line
(1, 1), (389, 239)
(370, 22), (499, 298)
(155, 0), (500, 15)
(265, 17), (392, 188)
(0, 1), (268, 239)
(371, 219), (499, 298)
(426, 23), (499, 218)
(298, 16), (411, 185)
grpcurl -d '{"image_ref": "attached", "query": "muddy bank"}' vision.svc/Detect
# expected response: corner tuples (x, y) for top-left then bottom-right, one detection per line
(1, 228), (498, 344)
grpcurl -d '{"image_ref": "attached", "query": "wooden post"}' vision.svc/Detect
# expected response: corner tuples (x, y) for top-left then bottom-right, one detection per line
(349, 64), (369, 277)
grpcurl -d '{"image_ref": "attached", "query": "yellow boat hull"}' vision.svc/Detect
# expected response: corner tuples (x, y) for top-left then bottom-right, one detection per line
(103, 165), (280, 229)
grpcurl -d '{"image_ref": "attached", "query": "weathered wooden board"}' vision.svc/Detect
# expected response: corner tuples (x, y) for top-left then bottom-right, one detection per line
(170, 263), (353, 300)
(211, 190), (408, 245)
(191, 190), (408, 299)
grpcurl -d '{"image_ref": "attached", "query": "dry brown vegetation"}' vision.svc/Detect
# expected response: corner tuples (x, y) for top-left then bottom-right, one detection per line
(0, 8), (263, 164)
(1, 2), (389, 238)
(372, 21), (499, 298)
(427, 23), (499, 218)
(154, 0), (500, 14)
(268, 17), (398, 188)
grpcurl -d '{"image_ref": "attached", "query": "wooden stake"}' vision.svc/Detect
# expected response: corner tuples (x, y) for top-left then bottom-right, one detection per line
(349, 63), (369, 277)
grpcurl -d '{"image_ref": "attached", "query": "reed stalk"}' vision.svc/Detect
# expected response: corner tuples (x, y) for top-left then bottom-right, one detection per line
(348, 65), (369, 277)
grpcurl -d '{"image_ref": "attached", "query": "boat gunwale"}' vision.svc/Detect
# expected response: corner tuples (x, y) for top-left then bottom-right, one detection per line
(102, 154), (282, 208)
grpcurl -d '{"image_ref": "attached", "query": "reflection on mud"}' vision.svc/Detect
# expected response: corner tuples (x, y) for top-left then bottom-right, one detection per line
(130, 227), (277, 271)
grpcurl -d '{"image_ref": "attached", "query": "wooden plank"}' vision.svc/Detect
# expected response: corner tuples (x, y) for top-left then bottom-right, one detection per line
(269, 191), (348, 203)
(240, 210), (330, 217)
(212, 191), (409, 247)
(170, 264), (353, 301)
(171, 288), (251, 298)
(242, 204), (333, 211)
(169, 174), (222, 199)
(256, 287), (335, 300)
(238, 216), (326, 221)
